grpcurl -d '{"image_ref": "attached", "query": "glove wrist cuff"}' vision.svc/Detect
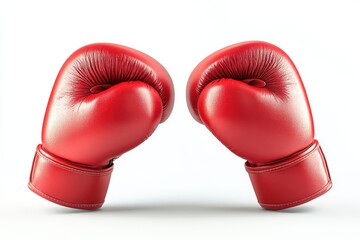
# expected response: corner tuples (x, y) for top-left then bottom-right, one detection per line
(28, 144), (113, 210)
(245, 140), (332, 210)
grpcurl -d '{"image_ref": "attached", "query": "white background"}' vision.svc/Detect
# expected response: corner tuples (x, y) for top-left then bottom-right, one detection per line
(1, 0), (359, 239)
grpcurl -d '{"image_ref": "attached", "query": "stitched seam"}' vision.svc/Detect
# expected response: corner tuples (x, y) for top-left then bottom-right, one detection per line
(37, 150), (113, 176)
(259, 180), (332, 208)
(28, 182), (103, 208)
(247, 145), (319, 174)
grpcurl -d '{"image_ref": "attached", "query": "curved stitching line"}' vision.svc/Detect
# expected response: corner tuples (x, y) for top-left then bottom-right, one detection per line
(28, 182), (103, 209)
(36, 150), (113, 176)
(246, 144), (319, 174)
(259, 180), (332, 209)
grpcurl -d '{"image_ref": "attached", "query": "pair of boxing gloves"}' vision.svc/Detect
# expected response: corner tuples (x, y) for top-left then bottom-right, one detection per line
(28, 41), (332, 210)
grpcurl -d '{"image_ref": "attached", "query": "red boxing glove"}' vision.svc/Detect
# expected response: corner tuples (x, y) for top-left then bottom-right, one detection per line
(29, 43), (174, 210)
(187, 41), (332, 210)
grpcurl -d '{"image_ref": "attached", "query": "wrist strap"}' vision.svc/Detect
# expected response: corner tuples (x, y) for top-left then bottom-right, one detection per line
(245, 140), (332, 210)
(28, 145), (113, 210)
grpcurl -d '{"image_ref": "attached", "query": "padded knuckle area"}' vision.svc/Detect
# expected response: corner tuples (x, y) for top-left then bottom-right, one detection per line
(63, 49), (166, 106)
(68, 50), (161, 96)
(196, 47), (292, 98)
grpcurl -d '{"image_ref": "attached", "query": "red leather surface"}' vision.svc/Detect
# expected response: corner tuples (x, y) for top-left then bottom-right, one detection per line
(29, 145), (113, 210)
(29, 43), (174, 209)
(245, 140), (331, 210)
(187, 41), (332, 209)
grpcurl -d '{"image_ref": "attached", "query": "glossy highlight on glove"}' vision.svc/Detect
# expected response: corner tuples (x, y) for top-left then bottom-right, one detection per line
(29, 43), (174, 209)
(187, 41), (331, 210)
